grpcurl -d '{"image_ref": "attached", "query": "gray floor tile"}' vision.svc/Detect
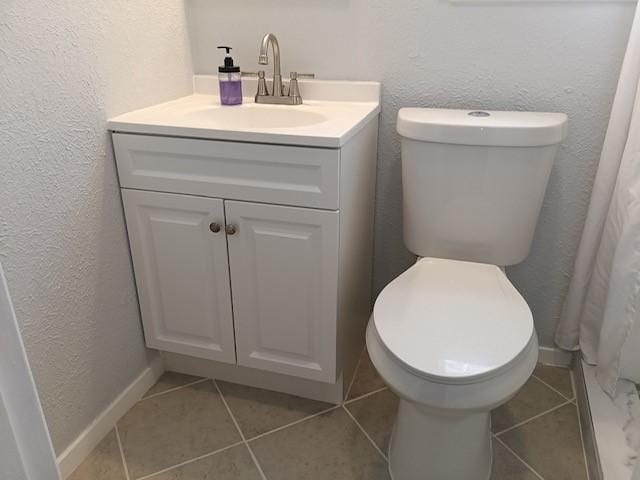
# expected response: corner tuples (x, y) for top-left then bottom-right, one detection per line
(498, 403), (587, 480)
(492, 376), (567, 433)
(250, 407), (390, 480)
(68, 429), (126, 480)
(491, 439), (539, 480)
(534, 364), (575, 399)
(345, 389), (399, 452)
(217, 380), (334, 439)
(145, 445), (262, 480)
(143, 372), (204, 398)
(118, 380), (241, 479)
(348, 350), (387, 400)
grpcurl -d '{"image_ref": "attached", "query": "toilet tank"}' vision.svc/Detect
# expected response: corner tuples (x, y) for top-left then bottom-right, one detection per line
(397, 108), (568, 266)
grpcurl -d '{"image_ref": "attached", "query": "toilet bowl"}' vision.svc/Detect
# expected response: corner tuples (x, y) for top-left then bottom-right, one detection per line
(367, 107), (567, 480)
(366, 257), (538, 480)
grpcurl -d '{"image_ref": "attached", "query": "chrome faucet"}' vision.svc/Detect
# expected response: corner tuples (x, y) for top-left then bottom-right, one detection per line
(259, 33), (284, 98)
(252, 33), (314, 105)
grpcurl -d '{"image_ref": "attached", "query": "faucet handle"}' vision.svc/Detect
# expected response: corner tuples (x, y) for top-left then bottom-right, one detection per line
(256, 70), (268, 97)
(290, 72), (315, 80)
(287, 72), (314, 102)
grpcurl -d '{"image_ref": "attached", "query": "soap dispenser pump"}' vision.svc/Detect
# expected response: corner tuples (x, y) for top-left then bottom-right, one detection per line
(217, 46), (242, 105)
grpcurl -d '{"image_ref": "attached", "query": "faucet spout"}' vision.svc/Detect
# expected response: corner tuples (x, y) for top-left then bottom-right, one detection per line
(258, 33), (283, 97)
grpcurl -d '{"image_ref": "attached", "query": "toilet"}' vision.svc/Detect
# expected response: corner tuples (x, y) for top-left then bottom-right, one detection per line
(366, 108), (568, 480)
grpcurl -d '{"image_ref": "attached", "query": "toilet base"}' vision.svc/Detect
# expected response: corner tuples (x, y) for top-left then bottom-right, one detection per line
(388, 399), (492, 480)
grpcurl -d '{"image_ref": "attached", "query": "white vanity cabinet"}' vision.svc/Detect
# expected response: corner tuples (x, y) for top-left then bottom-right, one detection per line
(112, 118), (378, 402)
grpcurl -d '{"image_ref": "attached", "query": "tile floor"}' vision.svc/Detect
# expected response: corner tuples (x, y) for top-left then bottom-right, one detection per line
(68, 353), (588, 480)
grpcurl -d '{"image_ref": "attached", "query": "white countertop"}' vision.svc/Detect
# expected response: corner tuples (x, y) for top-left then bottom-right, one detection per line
(108, 76), (381, 148)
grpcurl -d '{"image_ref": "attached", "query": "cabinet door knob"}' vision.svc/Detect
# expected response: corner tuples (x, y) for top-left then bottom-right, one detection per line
(209, 222), (221, 233)
(225, 224), (237, 235)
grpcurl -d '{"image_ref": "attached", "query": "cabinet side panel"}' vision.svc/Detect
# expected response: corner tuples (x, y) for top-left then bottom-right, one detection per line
(337, 118), (379, 395)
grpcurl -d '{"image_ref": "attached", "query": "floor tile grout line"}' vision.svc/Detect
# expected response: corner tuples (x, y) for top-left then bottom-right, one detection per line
(241, 441), (268, 480)
(245, 405), (341, 443)
(139, 378), (211, 402)
(573, 398), (592, 480)
(493, 435), (546, 480)
(344, 347), (366, 401)
(494, 399), (574, 437)
(342, 405), (389, 461)
(531, 374), (575, 402)
(134, 441), (245, 480)
(343, 386), (389, 406)
(214, 380), (268, 480)
(114, 424), (131, 480)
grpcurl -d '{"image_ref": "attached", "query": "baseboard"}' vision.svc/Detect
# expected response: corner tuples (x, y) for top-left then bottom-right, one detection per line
(56, 356), (164, 478)
(538, 346), (573, 367)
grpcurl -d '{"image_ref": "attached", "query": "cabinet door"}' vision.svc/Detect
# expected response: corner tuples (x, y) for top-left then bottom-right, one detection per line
(225, 200), (339, 382)
(122, 189), (236, 363)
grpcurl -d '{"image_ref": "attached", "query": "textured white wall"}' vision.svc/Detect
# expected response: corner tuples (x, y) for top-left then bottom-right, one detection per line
(187, 0), (636, 346)
(0, 1), (193, 453)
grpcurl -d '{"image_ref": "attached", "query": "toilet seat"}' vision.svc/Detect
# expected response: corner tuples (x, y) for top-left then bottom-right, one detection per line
(373, 257), (534, 385)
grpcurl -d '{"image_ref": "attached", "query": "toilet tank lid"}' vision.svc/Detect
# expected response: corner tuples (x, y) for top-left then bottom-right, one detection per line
(397, 108), (568, 147)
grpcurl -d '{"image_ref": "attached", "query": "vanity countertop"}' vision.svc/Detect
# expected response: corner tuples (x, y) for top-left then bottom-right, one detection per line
(108, 75), (381, 148)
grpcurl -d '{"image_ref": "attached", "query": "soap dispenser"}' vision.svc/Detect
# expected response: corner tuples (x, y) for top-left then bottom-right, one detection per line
(217, 46), (242, 105)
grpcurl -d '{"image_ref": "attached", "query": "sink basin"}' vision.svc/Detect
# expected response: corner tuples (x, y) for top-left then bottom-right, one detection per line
(184, 105), (327, 129)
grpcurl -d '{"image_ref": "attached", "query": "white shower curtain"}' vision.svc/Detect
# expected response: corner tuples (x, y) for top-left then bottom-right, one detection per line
(555, 5), (640, 396)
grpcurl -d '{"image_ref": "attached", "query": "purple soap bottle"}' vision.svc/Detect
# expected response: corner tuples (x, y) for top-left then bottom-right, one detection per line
(217, 46), (242, 106)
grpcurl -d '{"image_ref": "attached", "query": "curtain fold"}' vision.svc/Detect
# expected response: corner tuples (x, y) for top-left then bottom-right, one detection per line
(555, 5), (640, 396)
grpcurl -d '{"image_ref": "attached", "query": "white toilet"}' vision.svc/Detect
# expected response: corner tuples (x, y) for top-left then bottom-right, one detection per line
(366, 108), (568, 480)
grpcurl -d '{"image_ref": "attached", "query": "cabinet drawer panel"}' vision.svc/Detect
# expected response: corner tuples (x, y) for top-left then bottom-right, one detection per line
(113, 133), (340, 209)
